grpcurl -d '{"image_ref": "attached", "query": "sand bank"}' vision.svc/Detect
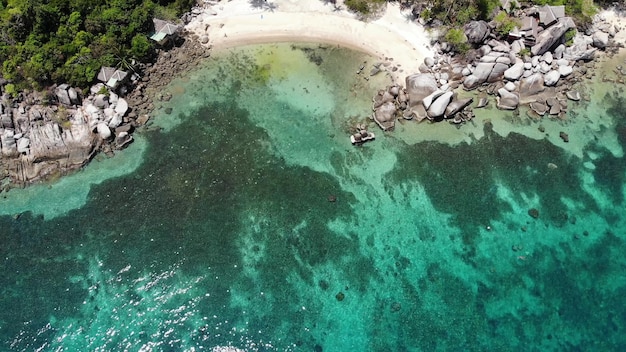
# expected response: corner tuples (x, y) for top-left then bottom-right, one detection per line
(186, 0), (434, 83)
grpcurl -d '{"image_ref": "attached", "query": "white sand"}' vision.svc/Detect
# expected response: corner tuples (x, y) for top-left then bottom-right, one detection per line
(597, 9), (626, 44)
(186, 0), (434, 83)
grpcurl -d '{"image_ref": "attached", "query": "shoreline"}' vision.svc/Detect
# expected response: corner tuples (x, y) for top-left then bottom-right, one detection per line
(186, 0), (434, 84)
(2, 0), (626, 189)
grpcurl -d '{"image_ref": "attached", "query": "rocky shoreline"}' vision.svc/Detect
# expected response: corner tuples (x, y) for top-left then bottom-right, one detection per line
(0, 29), (210, 191)
(371, 6), (626, 133)
(2, 3), (626, 189)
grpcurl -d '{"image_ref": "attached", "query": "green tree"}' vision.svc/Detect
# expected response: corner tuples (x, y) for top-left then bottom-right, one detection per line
(493, 11), (518, 36)
(129, 33), (152, 60)
(444, 27), (470, 53)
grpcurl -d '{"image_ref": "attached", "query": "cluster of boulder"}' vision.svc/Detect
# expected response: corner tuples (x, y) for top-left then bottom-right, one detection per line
(370, 4), (624, 131)
(0, 83), (137, 186)
(0, 26), (210, 188)
(458, 9), (621, 117)
(372, 56), (475, 129)
(350, 123), (375, 144)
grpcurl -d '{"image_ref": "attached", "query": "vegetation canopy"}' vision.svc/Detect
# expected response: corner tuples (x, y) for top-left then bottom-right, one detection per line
(0, 0), (193, 90)
(0, 0), (609, 90)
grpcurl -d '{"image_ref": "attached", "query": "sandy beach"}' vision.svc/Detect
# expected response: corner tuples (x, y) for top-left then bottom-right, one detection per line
(187, 0), (434, 83)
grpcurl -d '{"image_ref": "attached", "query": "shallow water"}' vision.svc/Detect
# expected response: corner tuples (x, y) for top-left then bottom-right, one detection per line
(1, 43), (625, 351)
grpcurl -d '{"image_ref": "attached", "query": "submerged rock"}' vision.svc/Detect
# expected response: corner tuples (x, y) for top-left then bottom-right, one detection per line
(566, 90), (581, 101)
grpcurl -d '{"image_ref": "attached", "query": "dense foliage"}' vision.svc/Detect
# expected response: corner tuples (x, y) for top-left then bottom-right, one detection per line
(387, 0), (599, 53)
(344, 0), (386, 15)
(0, 0), (607, 90)
(396, 0), (598, 25)
(0, 0), (194, 90)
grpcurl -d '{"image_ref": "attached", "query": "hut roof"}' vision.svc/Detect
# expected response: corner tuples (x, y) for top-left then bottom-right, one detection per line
(98, 67), (129, 88)
(539, 5), (565, 26)
(153, 18), (180, 35)
(97, 67), (117, 83)
(106, 70), (129, 88)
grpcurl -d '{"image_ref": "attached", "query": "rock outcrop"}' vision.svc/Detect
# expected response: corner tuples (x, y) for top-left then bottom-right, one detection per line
(0, 27), (211, 188)
(0, 84), (137, 185)
(464, 21), (490, 44)
(531, 17), (576, 56)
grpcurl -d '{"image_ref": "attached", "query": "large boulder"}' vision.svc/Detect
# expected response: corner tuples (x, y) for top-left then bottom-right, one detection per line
(108, 113), (123, 129)
(16, 137), (30, 154)
(472, 62), (495, 82)
(373, 101), (397, 131)
(497, 88), (519, 110)
(531, 17), (576, 56)
(63, 111), (96, 164)
(464, 21), (490, 44)
(115, 131), (133, 149)
(487, 63), (509, 83)
(405, 73), (438, 108)
(554, 44), (566, 59)
(68, 87), (81, 105)
(96, 122), (112, 139)
(55, 84), (72, 106)
(530, 101), (548, 115)
(373, 90), (396, 109)
(94, 94), (109, 109)
(541, 51), (554, 64)
(504, 60), (525, 81)
(511, 40), (524, 54)
(427, 91), (454, 119)
(566, 90), (581, 101)
(114, 98), (129, 116)
(1, 130), (18, 157)
(445, 98), (473, 117)
(29, 123), (68, 161)
(544, 70), (561, 86)
(463, 62), (496, 89)
(463, 75), (482, 90)
(558, 65), (573, 77)
(422, 89), (445, 110)
(519, 73), (545, 99)
(592, 31), (609, 49)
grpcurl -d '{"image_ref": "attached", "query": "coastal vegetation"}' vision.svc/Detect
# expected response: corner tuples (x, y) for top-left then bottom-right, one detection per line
(401, 0), (598, 25)
(0, 0), (609, 92)
(350, 0), (601, 53)
(0, 0), (193, 90)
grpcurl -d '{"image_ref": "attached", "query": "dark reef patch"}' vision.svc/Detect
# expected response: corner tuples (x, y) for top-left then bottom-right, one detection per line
(589, 94), (626, 206)
(388, 122), (595, 243)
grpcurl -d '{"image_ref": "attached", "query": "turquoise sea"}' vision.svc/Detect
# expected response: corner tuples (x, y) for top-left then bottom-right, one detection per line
(1, 42), (626, 351)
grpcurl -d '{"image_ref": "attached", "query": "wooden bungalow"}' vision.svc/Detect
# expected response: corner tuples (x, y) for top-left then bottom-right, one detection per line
(151, 18), (181, 46)
(97, 67), (130, 90)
